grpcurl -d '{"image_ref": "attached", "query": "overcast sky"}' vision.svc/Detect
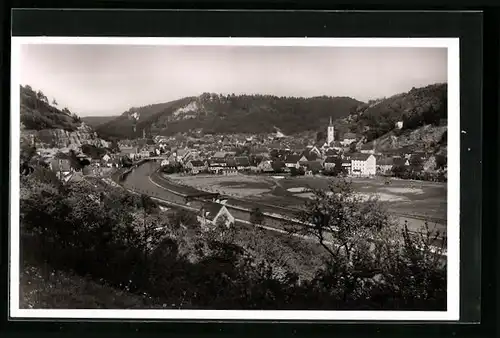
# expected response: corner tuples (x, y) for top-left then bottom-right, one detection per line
(19, 44), (447, 117)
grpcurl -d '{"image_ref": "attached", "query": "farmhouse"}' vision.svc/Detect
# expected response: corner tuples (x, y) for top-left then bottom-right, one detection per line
(186, 160), (207, 174)
(284, 155), (302, 169)
(208, 158), (228, 174)
(351, 153), (377, 176)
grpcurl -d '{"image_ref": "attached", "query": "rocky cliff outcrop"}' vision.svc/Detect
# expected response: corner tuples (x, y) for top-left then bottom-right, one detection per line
(365, 124), (447, 155)
(22, 122), (108, 149)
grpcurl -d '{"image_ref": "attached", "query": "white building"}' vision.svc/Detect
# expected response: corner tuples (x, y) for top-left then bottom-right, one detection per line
(395, 121), (404, 129)
(351, 153), (376, 176)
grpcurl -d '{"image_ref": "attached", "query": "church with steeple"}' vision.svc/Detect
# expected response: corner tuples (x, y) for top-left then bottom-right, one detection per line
(327, 117), (335, 145)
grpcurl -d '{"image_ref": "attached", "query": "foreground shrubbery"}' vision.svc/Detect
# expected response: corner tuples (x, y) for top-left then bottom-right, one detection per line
(20, 166), (446, 310)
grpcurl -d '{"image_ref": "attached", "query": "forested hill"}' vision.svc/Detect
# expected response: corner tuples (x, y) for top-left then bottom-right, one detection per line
(336, 83), (447, 143)
(81, 115), (119, 128)
(95, 93), (363, 139)
(20, 85), (82, 131)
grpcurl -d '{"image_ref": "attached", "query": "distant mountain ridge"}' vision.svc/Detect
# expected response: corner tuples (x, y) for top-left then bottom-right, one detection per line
(95, 93), (362, 139)
(81, 115), (119, 128)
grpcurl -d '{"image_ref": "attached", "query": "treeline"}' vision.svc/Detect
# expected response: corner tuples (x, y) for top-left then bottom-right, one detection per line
(97, 94), (362, 139)
(20, 85), (82, 131)
(20, 165), (446, 310)
(346, 83), (447, 143)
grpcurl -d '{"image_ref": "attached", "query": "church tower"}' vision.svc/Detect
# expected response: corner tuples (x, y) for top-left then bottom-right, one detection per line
(327, 117), (335, 145)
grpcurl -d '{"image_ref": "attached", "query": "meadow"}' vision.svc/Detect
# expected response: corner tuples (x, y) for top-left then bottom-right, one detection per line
(168, 173), (447, 225)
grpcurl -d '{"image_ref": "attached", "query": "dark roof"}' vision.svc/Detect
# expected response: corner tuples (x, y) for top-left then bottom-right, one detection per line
(324, 156), (339, 163)
(235, 156), (250, 166)
(120, 147), (138, 154)
(393, 157), (408, 166)
(209, 158), (226, 164)
(226, 158), (237, 167)
(377, 157), (394, 166)
(190, 160), (206, 167)
(284, 155), (301, 164)
(343, 133), (357, 139)
(351, 153), (373, 161)
(200, 202), (226, 221)
(272, 160), (286, 168)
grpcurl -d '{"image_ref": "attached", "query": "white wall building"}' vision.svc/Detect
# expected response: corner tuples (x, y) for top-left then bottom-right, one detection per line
(351, 154), (376, 176)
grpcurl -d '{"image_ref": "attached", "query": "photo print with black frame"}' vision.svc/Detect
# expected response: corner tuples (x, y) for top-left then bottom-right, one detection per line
(6, 9), (482, 326)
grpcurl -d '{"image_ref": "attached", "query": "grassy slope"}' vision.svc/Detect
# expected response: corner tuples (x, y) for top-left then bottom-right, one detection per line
(20, 86), (81, 131)
(20, 263), (163, 309)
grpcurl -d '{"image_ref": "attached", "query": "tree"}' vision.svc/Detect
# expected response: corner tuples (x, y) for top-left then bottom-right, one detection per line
(316, 131), (326, 143)
(249, 207), (265, 226)
(349, 142), (357, 153)
(52, 98), (58, 106)
(36, 90), (48, 104)
(435, 155), (447, 170)
(409, 156), (424, 172)
(20, 143), (37, 164)
(271, 161), (284, 174)
(287, 178), (391, 263)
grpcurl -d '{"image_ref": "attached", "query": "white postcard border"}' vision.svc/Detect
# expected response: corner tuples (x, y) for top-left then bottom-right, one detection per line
(10, 37), (460, 321)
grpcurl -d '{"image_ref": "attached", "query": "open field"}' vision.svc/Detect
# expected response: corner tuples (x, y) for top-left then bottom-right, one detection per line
(168, 173), (278, 198)
(168, 173), (447, 224)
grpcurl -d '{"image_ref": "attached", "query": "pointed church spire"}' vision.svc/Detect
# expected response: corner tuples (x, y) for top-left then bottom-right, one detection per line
(329, 116), (333, 125)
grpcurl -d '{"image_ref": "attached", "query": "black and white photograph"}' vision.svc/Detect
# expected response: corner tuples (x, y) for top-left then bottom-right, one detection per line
(10, 37), (460, 321)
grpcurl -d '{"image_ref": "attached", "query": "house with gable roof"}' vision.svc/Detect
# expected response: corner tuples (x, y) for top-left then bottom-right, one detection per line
(351, 153), (377, 176)
(197, 202), (235, 230)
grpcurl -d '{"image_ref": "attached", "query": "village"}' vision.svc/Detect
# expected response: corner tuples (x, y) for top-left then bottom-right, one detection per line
(33, 116), (447, 184)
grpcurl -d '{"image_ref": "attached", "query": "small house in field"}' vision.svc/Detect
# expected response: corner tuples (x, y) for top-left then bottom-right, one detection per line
(186, 160), (207, 174)
(197, 202), (235, 230)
